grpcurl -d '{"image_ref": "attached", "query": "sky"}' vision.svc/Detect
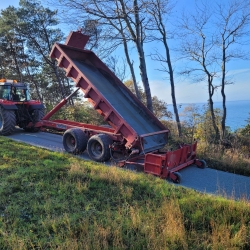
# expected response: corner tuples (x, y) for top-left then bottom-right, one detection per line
(1, 0), (250, 104)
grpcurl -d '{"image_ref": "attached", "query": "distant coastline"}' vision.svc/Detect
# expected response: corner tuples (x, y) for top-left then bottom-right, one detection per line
(166, 100), (250, 131)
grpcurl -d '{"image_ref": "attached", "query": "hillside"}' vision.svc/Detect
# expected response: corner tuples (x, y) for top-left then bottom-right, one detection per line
(0, 137), (249, 249)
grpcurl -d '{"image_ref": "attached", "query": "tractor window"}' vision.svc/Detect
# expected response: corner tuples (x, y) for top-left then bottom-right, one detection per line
(16, 88), (30, 101)
(0, 85), (11, 100)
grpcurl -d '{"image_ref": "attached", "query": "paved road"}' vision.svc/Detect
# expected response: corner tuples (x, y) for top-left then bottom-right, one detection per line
(7, 128), (250, 201)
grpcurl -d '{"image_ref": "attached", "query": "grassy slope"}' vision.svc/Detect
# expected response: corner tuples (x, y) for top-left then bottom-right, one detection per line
(0, 137), (250, 250)
(197, 142), (250, 177)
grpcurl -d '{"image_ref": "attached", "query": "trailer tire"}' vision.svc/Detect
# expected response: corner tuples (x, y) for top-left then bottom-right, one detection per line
(172, 172), (182, 184)
(87, 134), (112, 162)
(0, 107), (16, 136)
(63, 128), (88, 154)
(197, 160), (207, 169)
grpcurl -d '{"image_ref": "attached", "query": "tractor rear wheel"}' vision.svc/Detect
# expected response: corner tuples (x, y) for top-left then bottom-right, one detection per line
(87, 134), (112, 162)
(0, 107), (16, 136)
(63, 128), (88, 154)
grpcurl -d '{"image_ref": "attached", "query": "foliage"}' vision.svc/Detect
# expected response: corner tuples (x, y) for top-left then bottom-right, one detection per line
(194, 107), (222, 143)
(0, 6), (25, 80)
(0, 137), (250, 249)
(241, 124), (250, 136)
(197, 141), (250, 176)
(0, 0), (74, 105)
(240, 114), (250, 136)
(176, 103), (223, 143)
(163, 104), (250, 175)
(46, 101), (106, 125)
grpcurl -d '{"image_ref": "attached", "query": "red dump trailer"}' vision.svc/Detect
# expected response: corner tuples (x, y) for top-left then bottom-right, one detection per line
(33, 31), (206, 183)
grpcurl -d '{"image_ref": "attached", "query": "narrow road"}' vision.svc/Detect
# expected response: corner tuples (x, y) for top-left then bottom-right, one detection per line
(7, 128), (250, 201)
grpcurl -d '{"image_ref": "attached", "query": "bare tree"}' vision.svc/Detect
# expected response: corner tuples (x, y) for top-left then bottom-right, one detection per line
(56, 0), (153, 111)
(145, 0), (182, 137)
(105, 55), (127, 82)
(115, 12), (141, 100)
(118, 0), (153, 110)
(215, 0), (250, 138)
(82, 1), (142, 100)
(179, 2), (220, 140)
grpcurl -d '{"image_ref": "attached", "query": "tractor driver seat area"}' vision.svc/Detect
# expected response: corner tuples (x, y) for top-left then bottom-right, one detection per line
(11, 87), (20, 101)
(12, 94), (20, 101)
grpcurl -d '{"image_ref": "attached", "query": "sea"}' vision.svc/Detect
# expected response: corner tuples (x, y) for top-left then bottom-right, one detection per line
(166, 100), (250, 132)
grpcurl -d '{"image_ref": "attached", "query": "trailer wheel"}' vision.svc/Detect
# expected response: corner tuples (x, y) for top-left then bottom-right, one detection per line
(63, 128), (88, 154)
(197, 160), (207, 169)
(87, 134), (112, 162)
(0, 107), (16, 136)
(172, 172), (182, 184)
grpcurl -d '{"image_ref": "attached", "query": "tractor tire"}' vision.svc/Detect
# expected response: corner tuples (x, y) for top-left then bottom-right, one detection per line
(87, 134), (113, 162)
(33, 109), (45, 122)
(33, 109), (45, 132)
(63, 128), (88, 154)
(24, 109), (45, 132)
(0, 107), (16, 136)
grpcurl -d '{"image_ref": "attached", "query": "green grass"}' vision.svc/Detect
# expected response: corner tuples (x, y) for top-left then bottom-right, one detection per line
(0, 137), (250, 249)
(197, 142), (250, 176)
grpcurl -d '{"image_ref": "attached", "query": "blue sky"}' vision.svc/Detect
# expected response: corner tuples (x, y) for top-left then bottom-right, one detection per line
(1, 0), (250, 104)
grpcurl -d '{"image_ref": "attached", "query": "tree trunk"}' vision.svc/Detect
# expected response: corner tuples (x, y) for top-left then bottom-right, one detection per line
(122, 38), (141, 101)
(52, 59), (65, 99)
(25, 67), (43, 102)
(133, 0), (153, 111)
(119, 0), (153, 112)
(221, 43), (227, 139)
(136, 43), (153, 111)
(10, 42), (22, 82)
(118, 17), (141, 101)
(164, 38), (182, 137)
(207, 76), (220, 141)
(66, 77), (74, 105)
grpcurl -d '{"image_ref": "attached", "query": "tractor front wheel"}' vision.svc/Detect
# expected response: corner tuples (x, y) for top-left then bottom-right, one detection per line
(87, 134), (113, 162)
(63, 128), (88, 154)
(0, 107), (16, 136)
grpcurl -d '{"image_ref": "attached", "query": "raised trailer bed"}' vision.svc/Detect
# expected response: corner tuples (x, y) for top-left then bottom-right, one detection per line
(49, 31), (168, 154)
(34, 31), (205, 182)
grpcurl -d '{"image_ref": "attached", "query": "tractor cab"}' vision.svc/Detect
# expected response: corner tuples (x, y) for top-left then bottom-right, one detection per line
(0, 79), (30, 102)
(0, 78), (44, 135)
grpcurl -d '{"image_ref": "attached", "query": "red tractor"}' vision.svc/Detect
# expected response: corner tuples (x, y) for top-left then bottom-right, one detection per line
(0, 79), (45, 135)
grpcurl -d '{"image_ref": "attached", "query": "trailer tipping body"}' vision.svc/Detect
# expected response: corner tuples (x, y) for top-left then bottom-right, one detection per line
(49, 31), (169, 154)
